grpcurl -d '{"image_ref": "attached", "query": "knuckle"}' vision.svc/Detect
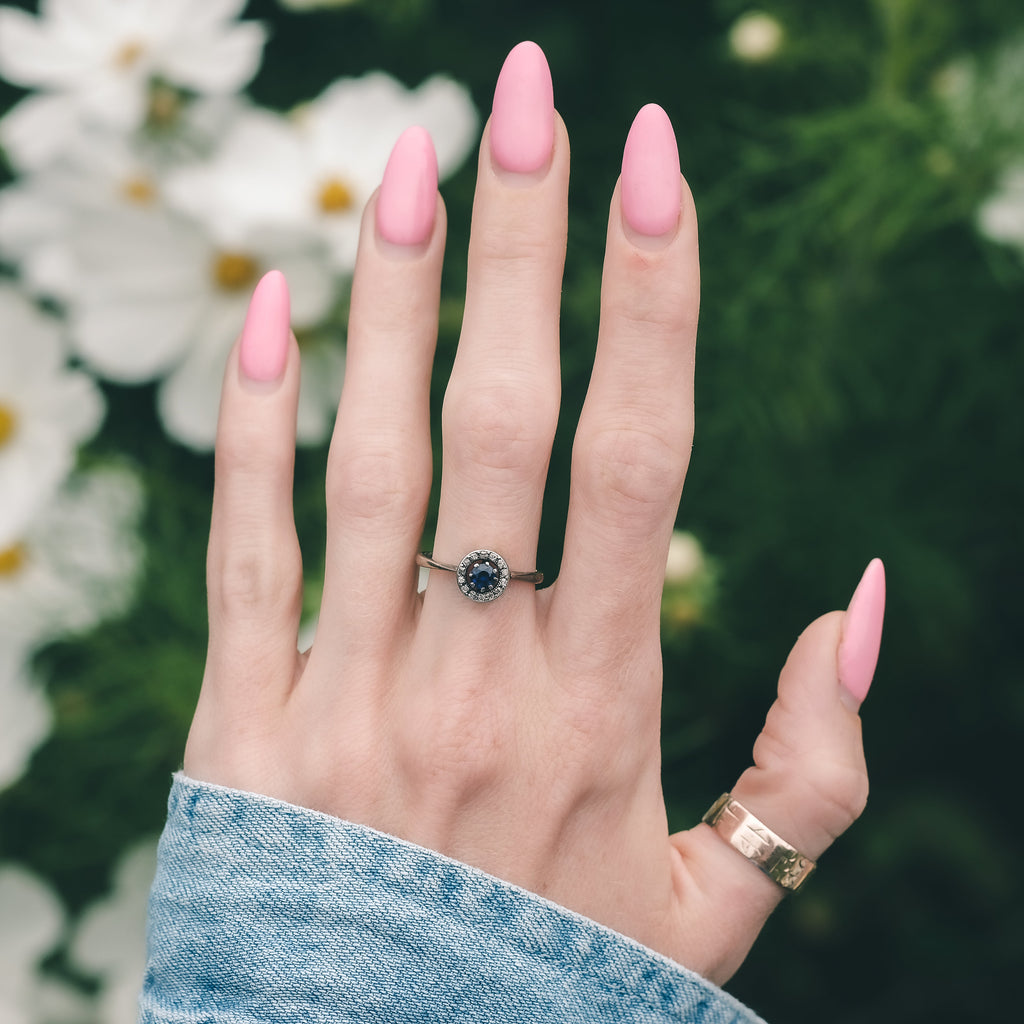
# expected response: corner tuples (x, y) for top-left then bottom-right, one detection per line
(475, 220), (557, 267)
(552, 700), (637, 784)
(443, 378), (558, 473)
(326, 444), (428, 528)
(611, 256), (699, 338)
(575, 425), (691, 516)
(396, 688), (509, 794)
(754, 726), (870, 833)
(215, 421), (275, 481)
(550, 661), (662, 784)
(211, 539), (302, 624)
(806, 760), (869, 825)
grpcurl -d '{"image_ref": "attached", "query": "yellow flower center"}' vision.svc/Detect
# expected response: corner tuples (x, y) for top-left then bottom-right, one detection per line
(318, 177), (356, 214)
(213, 251), (260, 292)
(114, 40), (146, 70)
(0, 543), (26, 576)
(147, 83), (183, 128)
(120, 175), (157, 205)
(0, 403), (16, 447)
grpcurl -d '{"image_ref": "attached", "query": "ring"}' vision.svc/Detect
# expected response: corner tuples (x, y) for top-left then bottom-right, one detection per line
(701, 793), (816, 893)
(416, 550), (543, 603)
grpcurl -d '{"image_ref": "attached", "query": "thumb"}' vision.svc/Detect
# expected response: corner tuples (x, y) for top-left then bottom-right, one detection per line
(667, 560), (885, 985)
(730, 558), (885, 862)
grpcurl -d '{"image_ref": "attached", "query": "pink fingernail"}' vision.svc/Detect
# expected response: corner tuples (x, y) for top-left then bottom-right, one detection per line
(490, 41), (554, 174)
(377, 126), (439, 247)
(621, 103), (682, 238)
(238, 270), (290, 383)
(838, 558), (886, 709)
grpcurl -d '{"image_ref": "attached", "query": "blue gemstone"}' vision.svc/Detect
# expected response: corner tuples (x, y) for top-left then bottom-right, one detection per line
(469, 560), (498, 593)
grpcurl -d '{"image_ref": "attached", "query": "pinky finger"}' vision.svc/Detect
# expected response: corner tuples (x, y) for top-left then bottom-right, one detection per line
(205, 270), (303, 702)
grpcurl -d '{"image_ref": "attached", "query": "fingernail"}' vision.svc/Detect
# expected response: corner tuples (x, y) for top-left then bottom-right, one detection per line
(238, 270), (290, 383)
(838, 558), (886, 710)
(490, 40), (554, 174)
(621, 103), (682, 238)
(377, 126), (439, 247)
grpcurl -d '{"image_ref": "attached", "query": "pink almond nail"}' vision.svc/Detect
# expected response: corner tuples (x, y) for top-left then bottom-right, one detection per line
(377, 125), (439, 247)
(490, 41), (554, 174)
(238, 270), (291, 383)
(838, 558), (886, 709)
(621, 103), (682, 238)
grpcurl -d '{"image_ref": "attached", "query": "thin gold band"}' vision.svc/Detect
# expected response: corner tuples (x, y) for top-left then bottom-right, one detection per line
(701, 793), (816, 893)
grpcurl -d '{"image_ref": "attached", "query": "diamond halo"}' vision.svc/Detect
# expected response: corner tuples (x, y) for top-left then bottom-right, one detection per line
(456, 549), (511, 602)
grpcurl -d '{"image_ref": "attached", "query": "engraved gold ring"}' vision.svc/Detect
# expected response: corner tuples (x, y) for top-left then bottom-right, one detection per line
(701, 793), (816, 893)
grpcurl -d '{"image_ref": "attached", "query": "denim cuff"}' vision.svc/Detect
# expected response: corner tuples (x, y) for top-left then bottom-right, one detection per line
(141, 773), (766, 1024)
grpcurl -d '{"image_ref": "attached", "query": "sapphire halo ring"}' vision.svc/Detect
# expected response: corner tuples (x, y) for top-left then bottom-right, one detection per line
(416, 550), (543, 603)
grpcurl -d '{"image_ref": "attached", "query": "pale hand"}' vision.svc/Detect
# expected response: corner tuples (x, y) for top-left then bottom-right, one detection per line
(184, 43), (883, 986)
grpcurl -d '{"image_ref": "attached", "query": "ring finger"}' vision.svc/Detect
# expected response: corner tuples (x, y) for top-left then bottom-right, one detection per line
(423, 42), (568, 619)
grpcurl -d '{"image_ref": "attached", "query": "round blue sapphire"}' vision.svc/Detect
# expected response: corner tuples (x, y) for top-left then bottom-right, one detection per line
(468, 559), (498, 593)
(456, 549), (511, 602)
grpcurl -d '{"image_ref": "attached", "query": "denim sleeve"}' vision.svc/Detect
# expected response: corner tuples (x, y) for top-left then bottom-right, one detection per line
(140, 774), (767, 1024)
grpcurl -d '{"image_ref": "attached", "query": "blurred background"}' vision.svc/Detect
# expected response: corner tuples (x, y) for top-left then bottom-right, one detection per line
(1, 0), (1022, 1020)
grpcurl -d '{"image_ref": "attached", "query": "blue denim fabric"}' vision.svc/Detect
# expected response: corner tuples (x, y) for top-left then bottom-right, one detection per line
(141, 774), (767, 1023)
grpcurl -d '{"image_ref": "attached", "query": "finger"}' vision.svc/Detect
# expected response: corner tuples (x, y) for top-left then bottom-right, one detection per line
(317, 127), (445, 657)
(424, 42), (567, 615)
(730, 559), (884, 856)
(551, 105), (698, 662)
(671, 561), (885, 983)
(205, 270), (303, 700)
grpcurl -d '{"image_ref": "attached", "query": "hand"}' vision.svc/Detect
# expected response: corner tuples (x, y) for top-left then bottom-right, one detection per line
(183, 42), (885, 986)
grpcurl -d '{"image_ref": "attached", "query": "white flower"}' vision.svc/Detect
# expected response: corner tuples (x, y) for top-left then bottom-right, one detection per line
(662, 531), (716, 629)
(0, 864), (68, 1023)
(0, 0), (266, 170)
(0, 285), (105, 548)
(728, 11), (784, 63)
(23, 976), (96, 1024)
(64, 200), (337, 449)
(0, 651), (52, 793)
(937, 36), (1024, 157)
(0, 154), (164, 302)
(978, 165), (1024, 250)
(0, 97), (251, 301)
(665, 530), (706, 584)
(0, 465), (144, 651)
(164, 73), (479, 271)
(69, 838), (159, 1024)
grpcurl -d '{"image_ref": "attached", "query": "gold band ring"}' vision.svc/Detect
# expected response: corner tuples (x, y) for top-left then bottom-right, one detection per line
(701, 793), (816, 893)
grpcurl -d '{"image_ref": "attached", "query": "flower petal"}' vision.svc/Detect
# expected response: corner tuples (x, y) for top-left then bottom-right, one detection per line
(0, 863), (63, 963)
(409, 76), (480, 180)
(163, 110), (310, 241)
(0, 657), (53, 792)
(156, 300), (241, 449)
(0, 92), (81, 171)
(0, 7), (85, 88)
(296, 341), (345, 446)
(0, 357), (108, 546)
(71, 292), (205, 382)
(261, 239), (337, 326)
(158, 21), (267, 94)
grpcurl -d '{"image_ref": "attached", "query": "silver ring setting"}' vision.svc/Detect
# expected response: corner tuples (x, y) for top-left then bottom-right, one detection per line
(415, 550), (543, 603)
(457, 549), (510, 602)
